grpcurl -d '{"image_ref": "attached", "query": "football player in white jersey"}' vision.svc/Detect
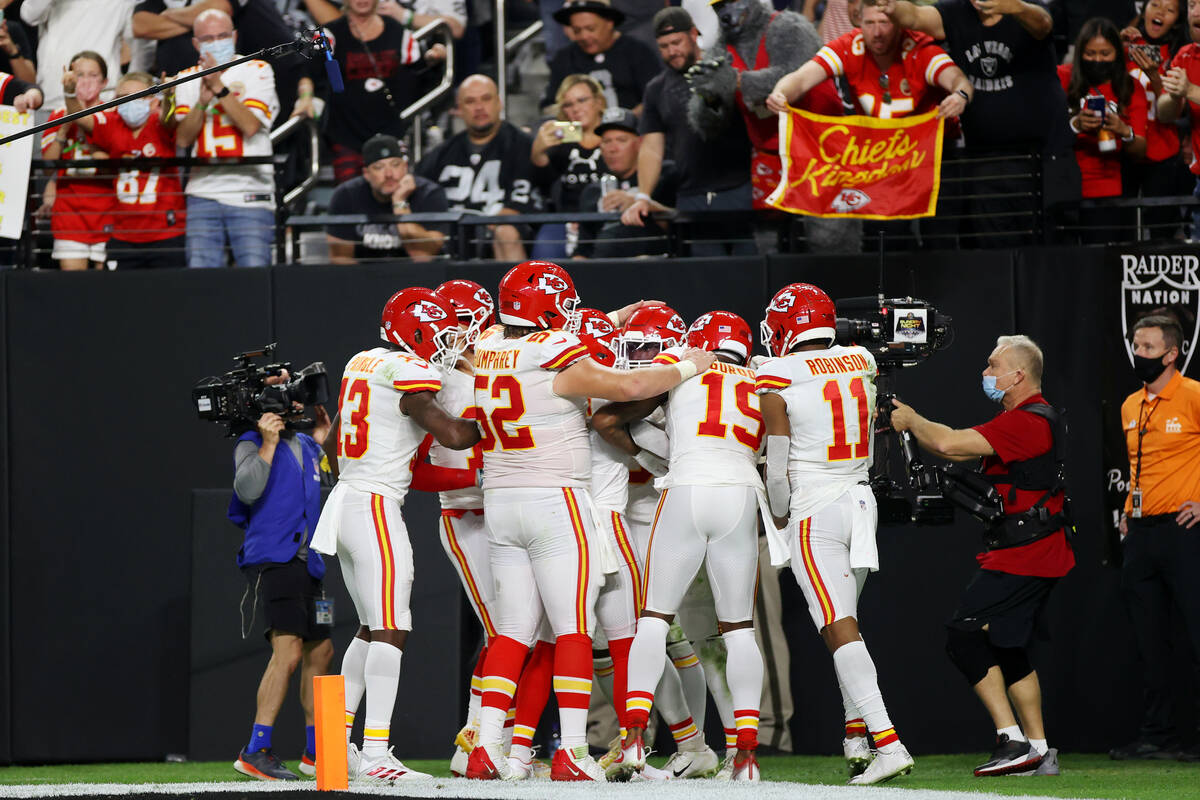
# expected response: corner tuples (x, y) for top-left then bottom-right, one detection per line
(464, 261), (714, 783)
(755, 283), (913, 785)
(594, 311), (767, 782)
(311, 288), (482, 784)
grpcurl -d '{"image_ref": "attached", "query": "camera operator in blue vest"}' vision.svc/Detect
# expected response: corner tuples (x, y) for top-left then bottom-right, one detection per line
(227, 388), (335, 782)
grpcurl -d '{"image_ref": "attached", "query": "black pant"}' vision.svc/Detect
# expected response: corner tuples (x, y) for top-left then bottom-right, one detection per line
(1121, 514), (1200, 746)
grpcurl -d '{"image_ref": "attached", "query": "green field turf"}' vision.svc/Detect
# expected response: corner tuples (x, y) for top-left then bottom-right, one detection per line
(1, 754), (1197, 799)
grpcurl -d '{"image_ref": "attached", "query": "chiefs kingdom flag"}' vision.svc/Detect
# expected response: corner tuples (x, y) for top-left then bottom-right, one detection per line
(766, 106), (944, 220)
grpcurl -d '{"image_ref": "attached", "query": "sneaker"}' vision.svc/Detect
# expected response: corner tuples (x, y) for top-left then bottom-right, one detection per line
(551, 744), (607, 781)
(850, 744), (914, 785)
(1013, 747), (1060, 776)
(298, 751), (316, 777)
(1110, 739), (1179, 760)
(455, 724), (478, 754)
(731, 750), (760, 782)
(450, 746), (469, 777)
(233, 748), (299, 781)
(843, 736), (874, 777)
(974, 735), (1040, 777)
(604, 732), (646, 779)
(662, 745), (720, 778)
(357, 748), (432, 782)
(713, 752), (736, 781)
(466, 743), (516, 780)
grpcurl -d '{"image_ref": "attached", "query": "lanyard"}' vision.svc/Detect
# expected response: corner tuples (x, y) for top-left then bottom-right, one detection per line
(1133, 396), (1160, 489)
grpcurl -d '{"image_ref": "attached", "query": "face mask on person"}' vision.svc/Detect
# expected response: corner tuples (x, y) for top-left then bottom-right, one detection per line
(74, 74), (103, 104)
(982, 370), (1018, 402)
(117, 98), (151, 128)
(1133, 353), (1170, 384)
(199, 37), (235, 65)
(1081, 59), (1119, 86)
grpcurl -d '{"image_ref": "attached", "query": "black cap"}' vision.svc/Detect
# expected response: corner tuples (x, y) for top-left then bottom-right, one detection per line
(552, 0), (625, 27)
(653, 7), (694, 38)
(594, 107), (638, 136)
(362, 134), (408, 166)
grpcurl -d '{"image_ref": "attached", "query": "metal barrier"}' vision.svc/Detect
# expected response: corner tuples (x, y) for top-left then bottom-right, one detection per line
(268, 115), (321, 207)
(399, 18), (455, 164)
(501, 17), (544, 120)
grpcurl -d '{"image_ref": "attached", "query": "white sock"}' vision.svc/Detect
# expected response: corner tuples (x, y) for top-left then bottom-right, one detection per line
(667, 637), (709, 731)
(478, 705), (506, 747)
(626, 617), (670, 703)
(594, 654), (615, 704)
(999, 725), (1026, 742)
(832, 640), (898, 754)
(361, 641), (403, 758)
(653, 659), (694, 730)
(721, 628), (763, 721)
(839, 677), (861, 727)
(698, 637), (736, 732)
(1028, 737), (1047, 755)
(341, 636), (369, 744)
(509, 742), (532, 763)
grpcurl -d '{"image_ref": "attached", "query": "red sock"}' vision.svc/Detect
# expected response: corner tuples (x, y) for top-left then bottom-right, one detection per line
(511, 640), (555, 750)
(480, 636), (528, 714)
(607, 636), (633, 729)
(553, 632), (594, 748)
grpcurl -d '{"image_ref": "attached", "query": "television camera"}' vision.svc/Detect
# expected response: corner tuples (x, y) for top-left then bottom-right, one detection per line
(193, 344), (329, 437)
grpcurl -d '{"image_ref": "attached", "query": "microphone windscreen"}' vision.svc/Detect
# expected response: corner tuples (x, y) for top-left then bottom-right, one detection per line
(324, 57), (344, 93)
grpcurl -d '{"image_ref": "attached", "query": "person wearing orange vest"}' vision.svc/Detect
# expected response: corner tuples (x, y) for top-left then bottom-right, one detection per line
(1113, 313), (1200, 761)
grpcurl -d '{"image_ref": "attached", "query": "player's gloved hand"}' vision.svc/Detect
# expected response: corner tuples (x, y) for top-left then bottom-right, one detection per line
(749, 355), (770, 371)
(634, 449), (669, 477)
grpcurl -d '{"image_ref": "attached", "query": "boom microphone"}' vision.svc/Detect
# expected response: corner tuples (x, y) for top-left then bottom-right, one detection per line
(312, 29), (344, 93)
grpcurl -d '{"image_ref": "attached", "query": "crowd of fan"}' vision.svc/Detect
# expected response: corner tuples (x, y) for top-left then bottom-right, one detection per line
(3, 0), (1199, 269)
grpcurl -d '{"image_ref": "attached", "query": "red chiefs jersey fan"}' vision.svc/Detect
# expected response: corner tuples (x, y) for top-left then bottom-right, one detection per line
(497, 260), (582, 332)
(381, 287), (464, 369)
(576, 307), (620, 367)
(686, 311), (754, 366)
(761, 283), (837, 357)
(436, 279), (496, 344)
(619, 304), (687, 367)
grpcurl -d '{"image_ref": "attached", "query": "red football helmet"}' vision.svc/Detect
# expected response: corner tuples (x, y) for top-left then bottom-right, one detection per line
(686, 310), (753, 365)
(576, 308), (619, 367)
(380, 287), (463, 370)
(619, 304), (687, 368)
(435, 279), (495, 346)
(497, 260), (582, 332)
(761, 283), (836, 357)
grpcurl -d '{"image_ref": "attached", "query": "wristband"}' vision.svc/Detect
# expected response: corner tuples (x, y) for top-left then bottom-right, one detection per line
(1122, 126), (1135, 143)
(62, 90), (76, 98)
(956, 88), (969, 103)
(1069, 116), (1081, 134)
(214, 85), (230, 99)
(674, 359), (698, 382)
(635, 192), (651, 202)
(403, 9), (415, 27)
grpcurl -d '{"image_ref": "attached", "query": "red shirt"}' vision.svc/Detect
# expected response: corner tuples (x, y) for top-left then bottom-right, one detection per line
(41, 108), (113, 245)
(1124, 38), (1181, 162)
(1167, 44), (1200, 175)
(1057, 64), (1148, 198)
(971, 394), (1075, 578)
(815, 29), (955, 118)
(87, 112), (186, 243)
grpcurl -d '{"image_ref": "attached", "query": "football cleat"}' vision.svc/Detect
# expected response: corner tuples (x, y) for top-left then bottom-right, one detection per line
(850, 744), (914, 785)
(662, 745), (720, 778)
(233, 748), (299, 781)
(632, 762), (675, 781)
(347, 743), (361, 779)
(844, 736), (874, 777)
(450, 746), (469, 777)
(596, 735), (622, 772)
(466, 742), (516, 780)
(974, 734), (1041, 777)
(713, 752), (736, 781)
(357, 748), (431, 782)
(551, 744), (607, 781)
(454, 724), (478, 754)
(604, 732), (647, 778)
(731, 750), (760, 782)
(298, 751), (316, 777)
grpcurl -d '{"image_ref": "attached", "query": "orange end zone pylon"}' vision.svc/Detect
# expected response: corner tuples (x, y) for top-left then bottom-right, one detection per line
(314, 674), (348, 790)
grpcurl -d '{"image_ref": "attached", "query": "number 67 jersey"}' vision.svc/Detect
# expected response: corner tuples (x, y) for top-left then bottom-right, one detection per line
(754, 344), (878, 516)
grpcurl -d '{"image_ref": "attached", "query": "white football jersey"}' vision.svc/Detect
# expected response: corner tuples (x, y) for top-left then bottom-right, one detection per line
(173, 58), (279, 208)
(334, 346), (442, 503)
(473, 325), (592, 490)
(590, 398), (630, 513)
(755, 345), (878, 486)
(430, 366), (484, 510)
(653, 347), (764, 490)
(625, 407), (665, 525)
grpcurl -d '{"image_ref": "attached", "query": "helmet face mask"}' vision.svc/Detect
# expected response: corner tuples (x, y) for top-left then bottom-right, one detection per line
(380, 288), (465, 374)
(618, 304), (687, 368)
(435, 279), (495, 348)
(761, 283), (837, 358)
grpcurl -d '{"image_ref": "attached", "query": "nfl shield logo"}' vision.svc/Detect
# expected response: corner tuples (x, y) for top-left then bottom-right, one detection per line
(1120, 251), (1200, 374)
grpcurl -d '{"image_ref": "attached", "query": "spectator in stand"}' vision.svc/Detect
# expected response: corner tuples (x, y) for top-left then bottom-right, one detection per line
(174, 9), (279, 267)
(1158, 0), (1200, 241)
(302, 0), (464, 62)
(1059, 18), (1147, 244)
(0, 13), (37, 85)
(1123, 0), (1192, 239)
(40, 51), (113, 271)
(415, 74), (540, 261)
(291, 0), (424, 184)
(621, 7), (754, 257)
(879, 0), (1077, 247)
(0, 69), (43, 111)
(576, 108), (676, 259)
(531, 73), (606, 259)
(64, 70), (187, 268)
(540, 0), (660, 114)
(21, 1), (133, 111)
(326, 133), (449, 262)
(819, 0), (863, 42)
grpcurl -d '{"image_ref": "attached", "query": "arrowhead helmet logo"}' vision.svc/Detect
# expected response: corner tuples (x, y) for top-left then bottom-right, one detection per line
(666, 314), (686, 335)
(535, 273), (569, 294)
(1120, 252), (1200, 374)
(831, 188), (871, 213)
(583, 316), (615, 337)
(690, 313), (714, 333)
(768, 290), (796, 313)
(409, 300), (448, 323)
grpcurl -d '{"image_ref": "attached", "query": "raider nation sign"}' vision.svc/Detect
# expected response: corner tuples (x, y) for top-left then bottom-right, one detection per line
(766, 107), (944, 220)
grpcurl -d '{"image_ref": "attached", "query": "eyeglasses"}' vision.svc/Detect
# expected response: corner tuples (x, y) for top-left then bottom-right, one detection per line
(878, 73), (892, 105)
(195, 31), (234, 44)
